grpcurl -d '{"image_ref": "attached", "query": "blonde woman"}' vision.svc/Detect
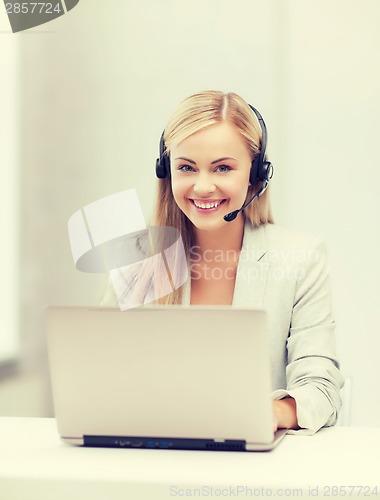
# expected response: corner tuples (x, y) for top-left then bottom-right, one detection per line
(101, 90), (344, 435)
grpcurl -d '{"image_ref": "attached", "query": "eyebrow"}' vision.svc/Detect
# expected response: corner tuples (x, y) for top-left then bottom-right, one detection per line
(174, 156), (196, 164)
(174, 156), (237, 165)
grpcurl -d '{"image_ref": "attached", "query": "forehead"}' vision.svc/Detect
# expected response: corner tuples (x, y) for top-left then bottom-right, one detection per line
(171, 121), (251, 160)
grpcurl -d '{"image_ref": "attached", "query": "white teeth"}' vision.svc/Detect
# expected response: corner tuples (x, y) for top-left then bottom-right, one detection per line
(193, 200), (220, 209)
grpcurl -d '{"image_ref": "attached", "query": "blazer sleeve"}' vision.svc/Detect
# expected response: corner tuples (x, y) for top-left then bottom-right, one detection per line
(272, 238), (344, 435)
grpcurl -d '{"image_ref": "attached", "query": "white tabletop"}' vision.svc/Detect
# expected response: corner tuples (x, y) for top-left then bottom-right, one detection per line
(0, 417), (379, 500)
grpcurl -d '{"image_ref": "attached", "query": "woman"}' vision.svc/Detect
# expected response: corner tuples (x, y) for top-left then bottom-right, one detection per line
(102, 90), (344, 435)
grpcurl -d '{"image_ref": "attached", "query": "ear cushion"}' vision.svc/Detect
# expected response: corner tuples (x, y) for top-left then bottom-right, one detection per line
(261, 161), (274, 182)
(250, 156), (273, 185)
(164, 155), (171, 178)
(156, 132), (171, 178)
(156, 157), (167, 178)
(249, 156), (260, 185)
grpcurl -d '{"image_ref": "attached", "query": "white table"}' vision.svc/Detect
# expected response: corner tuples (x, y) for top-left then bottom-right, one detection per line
(0, 417), (379, 499)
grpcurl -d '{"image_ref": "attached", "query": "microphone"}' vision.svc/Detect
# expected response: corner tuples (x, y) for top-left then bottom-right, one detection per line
(223, 181), (269, 222)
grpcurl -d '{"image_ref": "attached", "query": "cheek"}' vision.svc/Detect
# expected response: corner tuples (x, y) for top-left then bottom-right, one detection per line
(220, 174), (250, 198)
(170, 178), (189, 205)
(229, 180), (251, 206)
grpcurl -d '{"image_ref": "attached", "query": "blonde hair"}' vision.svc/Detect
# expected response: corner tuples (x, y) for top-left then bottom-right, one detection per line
(149, 90), (274, 305)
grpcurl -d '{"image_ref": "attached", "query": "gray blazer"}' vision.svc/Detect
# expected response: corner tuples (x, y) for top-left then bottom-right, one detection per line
(101, 221), (344, 435)
(252, 222), (344, 434)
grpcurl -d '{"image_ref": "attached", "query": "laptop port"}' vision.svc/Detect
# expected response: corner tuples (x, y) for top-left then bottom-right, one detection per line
(145, 440), (158, 448)
(159, 441), (171, 448)
(131, 441), (143, 447)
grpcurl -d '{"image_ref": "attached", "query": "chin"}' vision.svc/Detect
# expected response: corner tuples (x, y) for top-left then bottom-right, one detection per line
(187, 217), (227, 232)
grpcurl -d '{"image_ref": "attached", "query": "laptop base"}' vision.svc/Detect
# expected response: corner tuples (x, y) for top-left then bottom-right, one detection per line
(84, 435), (246, 451)
(64, 430), (287, 452)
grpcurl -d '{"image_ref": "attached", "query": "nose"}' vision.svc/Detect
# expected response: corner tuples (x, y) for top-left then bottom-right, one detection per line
(193, 173), (216, 195)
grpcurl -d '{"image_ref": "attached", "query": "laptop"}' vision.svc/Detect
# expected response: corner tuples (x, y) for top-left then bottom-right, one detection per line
(45, 305), (287, 451)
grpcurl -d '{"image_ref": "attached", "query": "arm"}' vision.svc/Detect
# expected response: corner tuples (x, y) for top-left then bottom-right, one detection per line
(273, 238), (344, 435)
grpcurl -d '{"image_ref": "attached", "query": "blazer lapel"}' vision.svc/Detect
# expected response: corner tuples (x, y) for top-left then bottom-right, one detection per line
(232, 221), (270, 309)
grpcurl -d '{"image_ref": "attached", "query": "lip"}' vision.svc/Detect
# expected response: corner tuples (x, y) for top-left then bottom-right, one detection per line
(189, 199), (226, 213)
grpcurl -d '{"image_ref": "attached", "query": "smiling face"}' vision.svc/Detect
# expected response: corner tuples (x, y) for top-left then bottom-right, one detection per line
(170, 121), (252, 234)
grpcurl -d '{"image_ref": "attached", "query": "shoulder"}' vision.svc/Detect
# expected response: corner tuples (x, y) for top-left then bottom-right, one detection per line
(244, 221), (326, 266)
(263, 223), (322, 251)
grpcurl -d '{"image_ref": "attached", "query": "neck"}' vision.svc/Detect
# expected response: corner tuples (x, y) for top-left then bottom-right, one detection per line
(192, 214), (245, 262)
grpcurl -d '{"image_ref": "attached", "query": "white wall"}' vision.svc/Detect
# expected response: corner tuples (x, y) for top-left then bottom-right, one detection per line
(0, 0), (379, 426)
(284, 0), (380, 427)
(0, 23), (19, 363)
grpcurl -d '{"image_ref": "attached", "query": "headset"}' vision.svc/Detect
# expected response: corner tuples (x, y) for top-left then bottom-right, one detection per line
(155, 104), (274, 222)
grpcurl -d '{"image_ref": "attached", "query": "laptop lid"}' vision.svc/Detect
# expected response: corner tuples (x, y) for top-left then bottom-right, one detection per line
(45, 305), (284, 451)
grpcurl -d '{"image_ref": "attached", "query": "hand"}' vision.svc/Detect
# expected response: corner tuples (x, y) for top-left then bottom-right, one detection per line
(273, 397), (299, 432)
(273, 402), (280, 432)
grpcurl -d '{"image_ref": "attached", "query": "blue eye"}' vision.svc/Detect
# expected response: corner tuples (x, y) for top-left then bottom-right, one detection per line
(178, 165), (195, 172)
(216, 165), (232, 173)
